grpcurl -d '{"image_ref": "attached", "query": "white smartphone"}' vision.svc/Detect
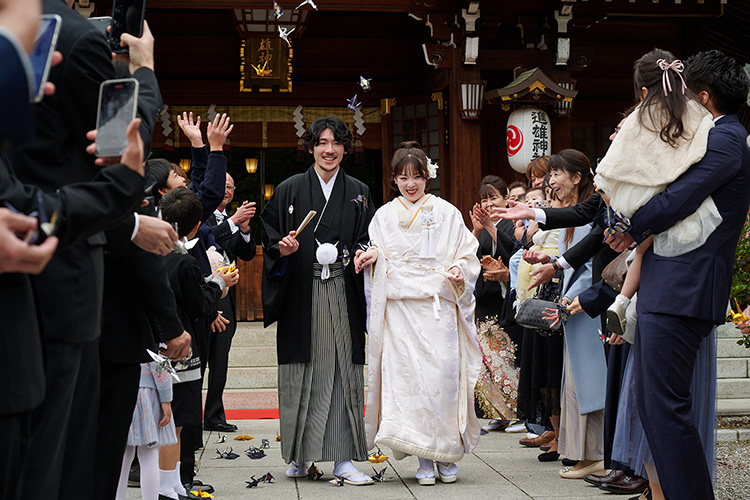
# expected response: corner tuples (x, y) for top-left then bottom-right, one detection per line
(95, 78), (139, 157)
(29, 14), (62, 103)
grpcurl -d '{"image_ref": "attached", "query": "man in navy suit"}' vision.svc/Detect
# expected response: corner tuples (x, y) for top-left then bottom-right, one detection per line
(608, 50), (750, 500)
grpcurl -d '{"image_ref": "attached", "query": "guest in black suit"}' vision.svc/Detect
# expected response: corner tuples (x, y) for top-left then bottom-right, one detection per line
(204, 172), (256, 431)
(12, 4), (172, 499)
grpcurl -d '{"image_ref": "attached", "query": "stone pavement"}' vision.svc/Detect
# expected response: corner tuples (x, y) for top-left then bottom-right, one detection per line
(126, 419), (619, 500)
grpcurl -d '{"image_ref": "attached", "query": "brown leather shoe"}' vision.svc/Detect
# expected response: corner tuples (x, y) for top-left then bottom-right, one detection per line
(583, 469), (623, 487)
(599, 475), (648, 494)
(518, 430), (555, 447)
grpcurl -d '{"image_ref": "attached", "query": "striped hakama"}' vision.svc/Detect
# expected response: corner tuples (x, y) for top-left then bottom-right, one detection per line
(278, 262), (367, 464)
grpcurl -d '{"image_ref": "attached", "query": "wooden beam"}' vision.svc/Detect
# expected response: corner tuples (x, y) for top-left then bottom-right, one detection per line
(148, 0), (414, 10)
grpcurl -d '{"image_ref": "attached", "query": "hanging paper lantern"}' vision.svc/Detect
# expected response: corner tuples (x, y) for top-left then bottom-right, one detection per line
(506, 108), (552, 173)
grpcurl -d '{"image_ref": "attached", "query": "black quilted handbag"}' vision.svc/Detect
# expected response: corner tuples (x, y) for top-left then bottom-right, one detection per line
(515, 273), (565, 337)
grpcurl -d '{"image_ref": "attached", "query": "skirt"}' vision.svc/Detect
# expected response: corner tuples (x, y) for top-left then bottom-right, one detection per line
(278, 262), (367, 464)
(127, 387), (178, 448)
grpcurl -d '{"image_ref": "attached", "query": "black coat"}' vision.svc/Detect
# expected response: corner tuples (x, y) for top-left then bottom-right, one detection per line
(261, 167), (374, 364)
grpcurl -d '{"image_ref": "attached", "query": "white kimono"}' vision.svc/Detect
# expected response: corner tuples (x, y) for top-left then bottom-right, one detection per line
(363, 194), (483, 463)
(594, 99), (720, 257)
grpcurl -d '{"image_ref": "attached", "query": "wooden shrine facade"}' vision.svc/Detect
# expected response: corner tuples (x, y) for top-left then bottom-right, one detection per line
(75, 0), (748, 320)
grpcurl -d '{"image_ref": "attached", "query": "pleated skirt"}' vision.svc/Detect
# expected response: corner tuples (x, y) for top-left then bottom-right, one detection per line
(127, 387), (178, 448)
(278, 262), (367, 464)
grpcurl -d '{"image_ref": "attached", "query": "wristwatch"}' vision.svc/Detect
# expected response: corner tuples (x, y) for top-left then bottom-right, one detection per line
(551, 259), (562, 272)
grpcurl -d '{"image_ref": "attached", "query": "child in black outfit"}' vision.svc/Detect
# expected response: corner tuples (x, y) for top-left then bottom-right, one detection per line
(157, 187), (237, 499)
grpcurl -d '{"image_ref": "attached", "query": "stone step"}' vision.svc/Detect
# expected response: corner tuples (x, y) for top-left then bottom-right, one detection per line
(717, 378), (750, 399)
(718, 338), (750, 358)
(718, 398), (750, 416)
(717, 322), (744, 339)
(233, 321), (276, 347)
(718, 358), (750, 379)
(228, 346), (277, 367)
(212, 366), (370, 390)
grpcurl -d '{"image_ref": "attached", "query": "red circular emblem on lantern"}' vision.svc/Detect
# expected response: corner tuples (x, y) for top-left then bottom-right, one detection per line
(507, 125), (523, 157)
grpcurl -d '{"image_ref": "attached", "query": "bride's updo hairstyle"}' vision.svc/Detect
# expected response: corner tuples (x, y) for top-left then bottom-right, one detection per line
(389, 141), (431, 194)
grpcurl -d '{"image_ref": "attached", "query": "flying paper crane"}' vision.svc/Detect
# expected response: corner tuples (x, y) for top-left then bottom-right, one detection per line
(278, 26), (295, 47)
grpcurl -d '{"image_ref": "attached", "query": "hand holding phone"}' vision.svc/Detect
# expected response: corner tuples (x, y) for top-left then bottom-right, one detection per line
(112, 19), (155, 74)
(95, 78), (139, 157)
(110, 0), (146, 54)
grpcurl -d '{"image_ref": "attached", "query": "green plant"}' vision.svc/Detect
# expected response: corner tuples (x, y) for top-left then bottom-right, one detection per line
(731, 211), (750, 348)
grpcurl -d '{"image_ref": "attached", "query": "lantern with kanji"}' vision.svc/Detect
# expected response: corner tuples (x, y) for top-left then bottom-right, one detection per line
(506, 108), (551, 173)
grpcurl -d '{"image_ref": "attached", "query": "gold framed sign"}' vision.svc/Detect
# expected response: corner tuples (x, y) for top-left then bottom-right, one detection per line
(240, 38), (293, 93)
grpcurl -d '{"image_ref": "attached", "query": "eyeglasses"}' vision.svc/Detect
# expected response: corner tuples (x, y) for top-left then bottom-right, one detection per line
(226, 184), (235, 191)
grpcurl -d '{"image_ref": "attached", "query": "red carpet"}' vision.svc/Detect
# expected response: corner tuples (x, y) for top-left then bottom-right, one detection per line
(224, 408), (280, 419)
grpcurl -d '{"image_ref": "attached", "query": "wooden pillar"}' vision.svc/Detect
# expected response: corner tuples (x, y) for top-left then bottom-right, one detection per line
(446, 49), (482, 225)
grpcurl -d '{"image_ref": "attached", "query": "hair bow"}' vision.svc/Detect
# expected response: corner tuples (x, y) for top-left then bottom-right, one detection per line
(656, 58), (687, 97)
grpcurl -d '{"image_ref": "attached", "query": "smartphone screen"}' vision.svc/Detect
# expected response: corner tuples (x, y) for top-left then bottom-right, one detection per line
(29, 14), (61, 103)
(88, 16), (112, 42)
(96, 78), (139, 157)
(110, 0), (146, 53)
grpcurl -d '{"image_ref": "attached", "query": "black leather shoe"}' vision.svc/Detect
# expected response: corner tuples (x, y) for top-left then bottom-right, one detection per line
(128, 457), (140, 487)
(203, 422), (238, 432)
(584, 469), (624, 487)
(600, 475), (648, 494)
(537, 451), (560, 462)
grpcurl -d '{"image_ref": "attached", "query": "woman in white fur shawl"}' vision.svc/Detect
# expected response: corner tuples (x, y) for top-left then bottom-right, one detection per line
(594, 48), (718, 336)
(354, 141), (482, 487)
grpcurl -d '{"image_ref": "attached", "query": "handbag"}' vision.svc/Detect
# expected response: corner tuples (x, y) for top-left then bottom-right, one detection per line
(515, 273), (565, 337)
(600, 249), (632, 292)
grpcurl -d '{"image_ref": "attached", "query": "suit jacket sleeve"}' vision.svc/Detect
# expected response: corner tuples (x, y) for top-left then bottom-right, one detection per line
(542, 193), (602, 230)
(0, 156), (144, 250)
(578, 279), (618, 318)
(130, 248), (184, 343)
(630, 125), (745, 243)
(210, 221), (256, 262)
(190, 146), (226, 222)
(131, 67), (163, 158)
(561, 226), (606, 271)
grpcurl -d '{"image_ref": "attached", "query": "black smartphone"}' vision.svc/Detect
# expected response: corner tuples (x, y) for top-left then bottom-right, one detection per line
(110, 0), (146, 54)
(95, 78), (139, 157)
(88, 16), (112, 43)
(29, 14), (62, 103)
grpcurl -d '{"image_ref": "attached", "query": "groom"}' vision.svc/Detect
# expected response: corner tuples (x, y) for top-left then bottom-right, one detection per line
(607, 50), (750, 499)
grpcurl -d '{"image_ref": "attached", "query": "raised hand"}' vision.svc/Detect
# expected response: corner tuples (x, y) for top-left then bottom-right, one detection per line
(207, 113), (234, 152)
(493, 199), (535, 221)
(177, 111), (203, 148)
